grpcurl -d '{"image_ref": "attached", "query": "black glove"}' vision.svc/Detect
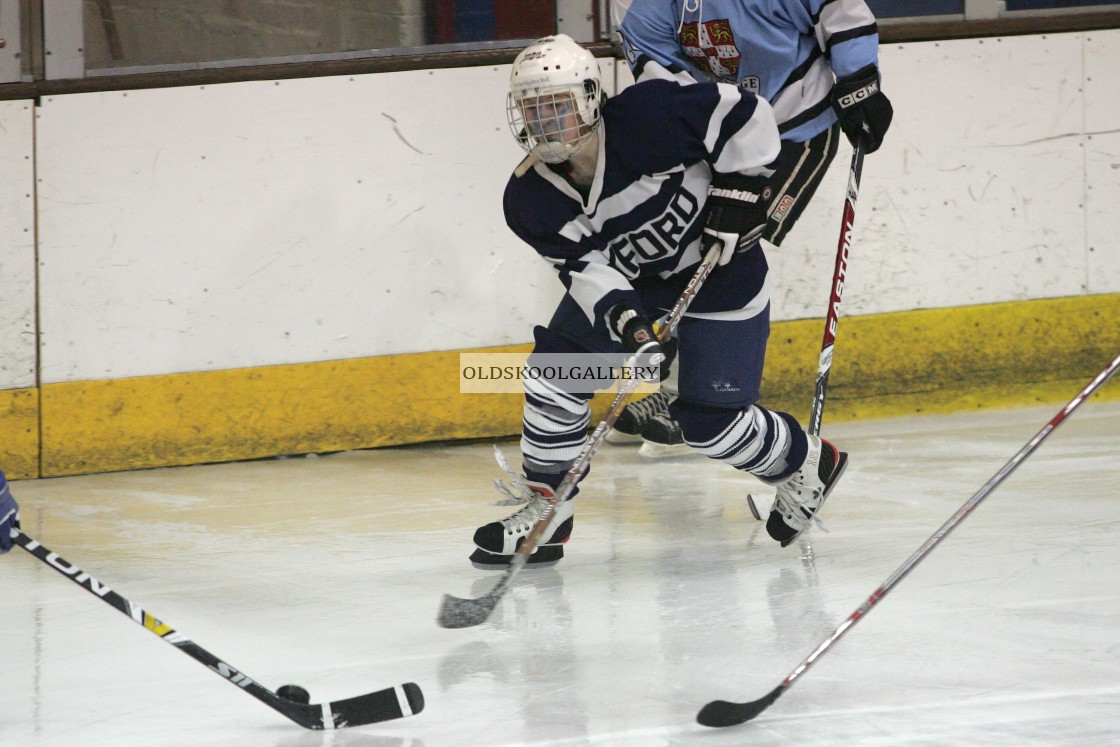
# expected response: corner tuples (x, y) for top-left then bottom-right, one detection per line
(607, 303), (666, 382)
(831, 63), (893, 154)
(703, 172), (771, 266)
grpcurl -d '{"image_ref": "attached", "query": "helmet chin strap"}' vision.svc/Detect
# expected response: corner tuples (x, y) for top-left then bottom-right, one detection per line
(564, 131), (599, 185)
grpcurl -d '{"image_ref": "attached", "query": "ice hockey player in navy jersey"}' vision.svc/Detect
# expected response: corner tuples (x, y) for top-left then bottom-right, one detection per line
(469, 34), (848, 569)
(607, 0), (893, 455)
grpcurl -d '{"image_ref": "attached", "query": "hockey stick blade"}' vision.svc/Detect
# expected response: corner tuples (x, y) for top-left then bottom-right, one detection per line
(275, 682), (425, 729)
(437, 561), (515, 628)
(14, 530), (424, 729)
(697, 686), (783, 727)
(438, 592), (499, 629)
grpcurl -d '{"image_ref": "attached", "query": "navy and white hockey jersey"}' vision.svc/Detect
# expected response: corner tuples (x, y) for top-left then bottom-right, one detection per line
(613, 0), (880, 143)
(504, 78), (780, 330)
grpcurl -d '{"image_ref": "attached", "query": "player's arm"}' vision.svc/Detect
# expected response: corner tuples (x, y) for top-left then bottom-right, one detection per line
(559, 251), (666, 379)
(799, 0), (893, 152)
(504, 188), (665, 375)
(539, 245), (668, 379)
(670, 82), (782, 265)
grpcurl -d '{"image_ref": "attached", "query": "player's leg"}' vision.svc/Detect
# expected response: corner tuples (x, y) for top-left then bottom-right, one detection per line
(665, 249), (848, 546)
(763, 123), (841, 246)
(470, 298), (612, 569)
(612, 126), (841, 456)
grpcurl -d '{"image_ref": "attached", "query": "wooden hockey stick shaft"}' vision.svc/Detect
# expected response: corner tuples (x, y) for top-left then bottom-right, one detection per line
(438, 245), (723, 628)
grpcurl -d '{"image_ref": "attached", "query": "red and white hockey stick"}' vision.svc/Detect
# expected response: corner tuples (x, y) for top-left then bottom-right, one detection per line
(748, 141), (864, 521)
(701, 348), (1120, 727)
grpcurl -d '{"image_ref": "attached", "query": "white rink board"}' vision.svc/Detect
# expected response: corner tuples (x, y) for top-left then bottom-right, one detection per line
(0, 100), (36, 390)
(1084, 32), (1120, 293)
(31, 31), (1120, 383)
(35, 68), (560, 384)
(770, 33), (1091, 317)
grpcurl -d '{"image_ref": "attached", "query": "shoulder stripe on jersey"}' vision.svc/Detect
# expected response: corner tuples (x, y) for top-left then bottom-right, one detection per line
(634, 52), (690, 78)
(827, 23), (879, 50)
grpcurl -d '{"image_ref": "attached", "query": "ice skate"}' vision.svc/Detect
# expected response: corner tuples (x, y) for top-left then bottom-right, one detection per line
(470, 479), (574, 569)
(637, 409), (693, 459)
(761, 434), (848, 547)
(605, 389), (673, 445)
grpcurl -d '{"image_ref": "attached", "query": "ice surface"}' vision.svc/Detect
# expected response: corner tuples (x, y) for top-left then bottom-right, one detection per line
(3, 401), (1118, 746)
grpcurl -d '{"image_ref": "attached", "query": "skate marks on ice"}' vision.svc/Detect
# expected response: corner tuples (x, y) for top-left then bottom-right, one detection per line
(4, 401), (1120, 744)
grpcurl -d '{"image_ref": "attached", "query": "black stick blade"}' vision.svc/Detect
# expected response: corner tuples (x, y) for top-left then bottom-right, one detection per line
(437, 593), (497, 629)
(279, 683), (424, 729)
(696, 685), (783, 728)
(326, 683), (424, 728)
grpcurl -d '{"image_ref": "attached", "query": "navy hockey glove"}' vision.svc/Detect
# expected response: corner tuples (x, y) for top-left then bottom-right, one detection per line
(607, 303), (666, 382)
(703, 172), (771, 266)
(832, 64), (893, 154)
(0, 469), (20, 553)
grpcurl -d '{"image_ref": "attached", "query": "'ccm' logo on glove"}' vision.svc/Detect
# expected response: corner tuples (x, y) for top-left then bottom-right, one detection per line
(836, 79), (880, 109)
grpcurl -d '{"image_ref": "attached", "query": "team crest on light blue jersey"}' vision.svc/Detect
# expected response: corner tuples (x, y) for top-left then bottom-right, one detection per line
(679, 19), (739, 78)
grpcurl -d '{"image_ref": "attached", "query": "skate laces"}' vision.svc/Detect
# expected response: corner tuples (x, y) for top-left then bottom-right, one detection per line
(491, 446), (538, 506)
(500, 498), (551, 534)
(627, 390), (671, 422)
(645, 409), (681, 434)
(489, 448), (556, 532)
(771, 473), (829, 534)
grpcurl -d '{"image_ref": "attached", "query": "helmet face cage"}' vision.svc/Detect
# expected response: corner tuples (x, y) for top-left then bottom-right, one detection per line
(507, 78), (602, 163)
(506, 35), (603, 164)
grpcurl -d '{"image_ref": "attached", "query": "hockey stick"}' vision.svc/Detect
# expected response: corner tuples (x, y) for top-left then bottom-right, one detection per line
(13, 530), (424, 729)
(438, 244), (723, 629)
(747, 141), (865, 521)
(699, 348), (1120, 727)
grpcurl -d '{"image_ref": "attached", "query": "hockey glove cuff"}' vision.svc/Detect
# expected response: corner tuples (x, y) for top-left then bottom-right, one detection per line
(703, 173), (771, 266)
(607, 303), (665, 382)
(832, 64), (894, 154)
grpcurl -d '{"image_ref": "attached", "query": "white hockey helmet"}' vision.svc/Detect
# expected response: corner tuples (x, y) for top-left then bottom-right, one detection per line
(507, 34), (603, 163)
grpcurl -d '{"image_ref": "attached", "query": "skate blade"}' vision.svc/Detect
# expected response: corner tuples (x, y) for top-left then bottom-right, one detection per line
(470, 558), (563, 571)
(469, 545), (564, 570)
(638, 441), (694, 459)
(605, 430), (643, 445)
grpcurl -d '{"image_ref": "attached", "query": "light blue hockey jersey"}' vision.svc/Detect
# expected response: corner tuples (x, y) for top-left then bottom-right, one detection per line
(613, 0), (880, 143)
